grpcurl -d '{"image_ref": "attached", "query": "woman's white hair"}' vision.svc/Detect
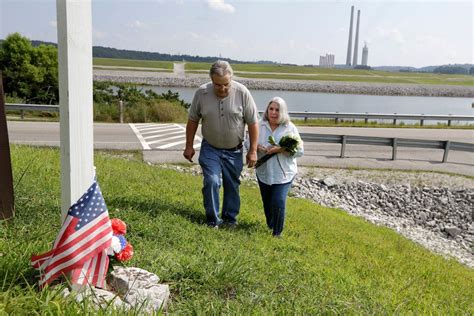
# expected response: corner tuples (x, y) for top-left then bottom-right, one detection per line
(263, 96), (290, 125)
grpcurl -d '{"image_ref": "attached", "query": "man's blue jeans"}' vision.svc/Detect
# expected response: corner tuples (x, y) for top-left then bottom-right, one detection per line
(257, 177), (293, 236)
(198, 139), (243, 226)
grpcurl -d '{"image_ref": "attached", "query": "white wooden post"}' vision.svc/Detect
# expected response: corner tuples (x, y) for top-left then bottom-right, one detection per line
(57, 0), (94, 221)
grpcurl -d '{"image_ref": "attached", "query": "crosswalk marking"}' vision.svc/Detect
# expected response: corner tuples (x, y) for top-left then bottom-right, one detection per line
(129, 124), (151, 150)
(129, 123), (202, 150)
(141, 127), (178, 135)
(156, 139), (187, 149)
(148, 134), (184, 145)
(144, 130), (183, 140)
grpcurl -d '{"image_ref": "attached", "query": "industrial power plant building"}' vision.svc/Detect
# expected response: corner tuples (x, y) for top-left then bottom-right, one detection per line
(362, 43), (369, 66)
(319, 54), (335, 67)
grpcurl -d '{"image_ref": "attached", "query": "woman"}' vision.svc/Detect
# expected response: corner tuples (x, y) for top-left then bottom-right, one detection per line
(255, 97), (304, 237)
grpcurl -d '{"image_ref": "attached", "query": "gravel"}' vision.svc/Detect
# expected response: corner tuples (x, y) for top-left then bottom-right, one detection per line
(158, 164), (474, 268)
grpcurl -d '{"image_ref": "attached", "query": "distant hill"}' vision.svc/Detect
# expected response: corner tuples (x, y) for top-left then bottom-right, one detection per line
(373, 64), (473, 73)
(2, 39), (472, 72)
(373, 66), (418, 72)
(27, 40), (275, 65)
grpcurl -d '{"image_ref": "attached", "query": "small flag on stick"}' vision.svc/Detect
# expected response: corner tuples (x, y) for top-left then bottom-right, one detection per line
(31, 180), (112, 288)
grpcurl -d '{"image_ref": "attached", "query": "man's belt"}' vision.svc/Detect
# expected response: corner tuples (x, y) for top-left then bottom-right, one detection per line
(223, 143), (243, 151)
(205, 139), (243, 151)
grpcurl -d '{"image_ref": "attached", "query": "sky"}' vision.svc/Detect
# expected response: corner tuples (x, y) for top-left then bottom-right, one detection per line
(1, 0), (473, 68)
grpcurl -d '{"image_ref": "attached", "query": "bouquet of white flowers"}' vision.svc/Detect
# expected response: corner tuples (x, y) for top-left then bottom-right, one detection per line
(255, 134), (301, 169)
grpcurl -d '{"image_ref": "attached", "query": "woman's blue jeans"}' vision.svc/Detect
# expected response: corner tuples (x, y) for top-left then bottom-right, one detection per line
(198, 139), (243, 226)
(257, 178), (293, 236)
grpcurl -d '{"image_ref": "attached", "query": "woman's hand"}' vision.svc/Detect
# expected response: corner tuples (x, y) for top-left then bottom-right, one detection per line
(266, 146), (285, 155)
(257, 144), (267, 153)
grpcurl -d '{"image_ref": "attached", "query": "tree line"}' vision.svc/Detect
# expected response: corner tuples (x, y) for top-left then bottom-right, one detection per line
(433, 65), (474, 75)
(0, 33), (190, 122)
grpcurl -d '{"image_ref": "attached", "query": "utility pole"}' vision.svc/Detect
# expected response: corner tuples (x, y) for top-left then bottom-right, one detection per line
(0, 72), (15, 220)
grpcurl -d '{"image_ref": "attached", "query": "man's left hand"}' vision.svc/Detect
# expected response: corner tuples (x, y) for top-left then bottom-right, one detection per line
(246, 150), (257, 168)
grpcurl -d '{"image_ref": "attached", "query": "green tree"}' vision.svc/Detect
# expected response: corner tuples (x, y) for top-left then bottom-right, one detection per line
(433, 65), (468, 75)
(0, 33), (58, 104)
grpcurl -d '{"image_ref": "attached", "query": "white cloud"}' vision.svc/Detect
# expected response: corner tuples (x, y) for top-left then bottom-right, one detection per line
(288, 39), (296, 50)
(93, 30), (107, 40)
(375, 27), (405, 45)
(126, 20), (144, 29)
(206, 0), (235, 13)
(188, 32), (201, 40)
(49, 20), (57, 28)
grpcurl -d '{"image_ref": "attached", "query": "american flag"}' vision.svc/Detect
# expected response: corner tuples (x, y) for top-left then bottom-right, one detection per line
(31, 181), (112, 288)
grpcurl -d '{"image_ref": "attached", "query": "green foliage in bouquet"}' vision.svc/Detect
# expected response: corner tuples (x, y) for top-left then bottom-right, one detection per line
(255, 134), (301, 168)
(267, 134), (300, 155)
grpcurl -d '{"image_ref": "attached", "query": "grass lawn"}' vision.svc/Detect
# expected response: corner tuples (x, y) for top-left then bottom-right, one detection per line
(185, 61), (474, 86)
(91, 58), (474, 86)
(1, 146), (473, 314)
(93, 57), (174, 70)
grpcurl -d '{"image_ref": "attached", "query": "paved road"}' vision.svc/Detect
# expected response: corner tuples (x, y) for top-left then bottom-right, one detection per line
(7, 121), (474, 176)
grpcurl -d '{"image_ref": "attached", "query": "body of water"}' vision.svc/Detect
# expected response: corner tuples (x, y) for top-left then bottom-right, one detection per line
(142, 86), (474, 116)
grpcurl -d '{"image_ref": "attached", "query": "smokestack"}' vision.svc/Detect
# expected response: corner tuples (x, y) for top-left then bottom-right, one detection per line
(346, 5), (354, 66)
(353, 10), (360, 67)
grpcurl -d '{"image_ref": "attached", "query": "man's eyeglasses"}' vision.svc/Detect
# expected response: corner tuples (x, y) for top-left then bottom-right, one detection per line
(213, 82), (231, 89)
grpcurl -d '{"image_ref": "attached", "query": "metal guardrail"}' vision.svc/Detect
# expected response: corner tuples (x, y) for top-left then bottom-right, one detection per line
(6, 104), (474, 126)
(5, 104), (59, 119)
(259, 110), (474, 126)
(300, 133), (474, 163)
(4, 103), (473, 163)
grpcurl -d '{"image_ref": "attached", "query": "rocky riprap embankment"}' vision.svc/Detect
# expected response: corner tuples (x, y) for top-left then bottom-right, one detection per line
(158, 164), (474, 268)
(291, 177), (473, 268)
(94, 69), (474, 97)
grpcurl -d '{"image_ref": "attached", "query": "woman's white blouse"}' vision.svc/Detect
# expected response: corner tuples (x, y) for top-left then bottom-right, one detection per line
(254, 120), (304, 185)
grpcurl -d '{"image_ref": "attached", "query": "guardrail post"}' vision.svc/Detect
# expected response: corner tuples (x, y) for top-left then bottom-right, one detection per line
(119, 100), (124, 123)
(20, 110), (24, 120)
(364, 112), (368, 124)
(340, 135), (346, 158)
(392, 138), (397, 160)
(442, 140), (450, 163)
(448, 115), (452, 127)
(420, 114), (424, 126)
(0, 72), (15, 220)
(335, 112), (339, 125)
(393, 113), (397, 125)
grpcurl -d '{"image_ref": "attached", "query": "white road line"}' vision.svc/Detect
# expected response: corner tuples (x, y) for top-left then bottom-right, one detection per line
(141, 127), (180, 135)
(130, 123), (202, 150)
(173, 123), (202, 149)
(174, 123), (202, 141)
(129, 124), (151, 150)
(134, 123), (171, 128)
(137, 125), (174, 132)
(156, 139), (187, 149)
(144, 130), (184, 140)
(148, 134), (184, 145)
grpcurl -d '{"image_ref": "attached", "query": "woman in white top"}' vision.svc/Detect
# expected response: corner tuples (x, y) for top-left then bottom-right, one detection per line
(255, 97), (304, 237)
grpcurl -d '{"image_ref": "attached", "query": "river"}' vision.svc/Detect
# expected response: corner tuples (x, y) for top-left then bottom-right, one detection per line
(142, 86), (473, 116)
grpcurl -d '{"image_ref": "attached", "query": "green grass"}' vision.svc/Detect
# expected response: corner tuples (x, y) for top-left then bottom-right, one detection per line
(184, 61), (474, 86)
(91, 57), (474, 86)
(93, 58), (174, 70)
(1, 146), (473, 314)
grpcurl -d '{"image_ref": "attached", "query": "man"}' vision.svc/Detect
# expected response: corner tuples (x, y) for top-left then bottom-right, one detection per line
(183, 60), (258, 228)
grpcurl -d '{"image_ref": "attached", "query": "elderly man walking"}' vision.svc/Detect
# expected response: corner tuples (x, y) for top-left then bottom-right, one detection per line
(183, 60), (258, 228)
